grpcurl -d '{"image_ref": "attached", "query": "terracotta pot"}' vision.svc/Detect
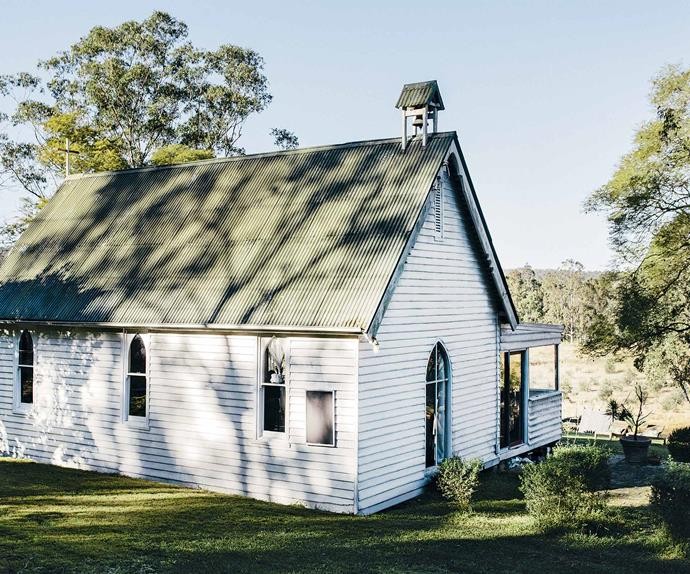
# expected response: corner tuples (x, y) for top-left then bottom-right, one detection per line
(620, 436), (651, 463)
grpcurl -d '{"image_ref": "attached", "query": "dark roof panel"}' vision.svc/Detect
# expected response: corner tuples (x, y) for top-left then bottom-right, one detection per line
(0, 133), (454, 329)
(395, 81), (445, 110)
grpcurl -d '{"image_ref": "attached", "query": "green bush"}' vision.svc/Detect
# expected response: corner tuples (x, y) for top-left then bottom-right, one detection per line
(651, 461), (690, 539)
(520, 444), (610, 532)
(436, 457), (482, 509)
(549, 443), (612, 490)
(667, 426), (690, 463)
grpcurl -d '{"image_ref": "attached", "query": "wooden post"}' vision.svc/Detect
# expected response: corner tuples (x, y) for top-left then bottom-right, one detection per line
(432, 108), (438, 133)
(554, 344), (560, 391)
(422, 106), (428, 147)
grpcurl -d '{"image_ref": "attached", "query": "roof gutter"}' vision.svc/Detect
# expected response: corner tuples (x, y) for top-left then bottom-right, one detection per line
(0, 319), (363, 337)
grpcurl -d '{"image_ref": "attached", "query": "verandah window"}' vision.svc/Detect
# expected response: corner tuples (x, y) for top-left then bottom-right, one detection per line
(500, 351), (525, 448)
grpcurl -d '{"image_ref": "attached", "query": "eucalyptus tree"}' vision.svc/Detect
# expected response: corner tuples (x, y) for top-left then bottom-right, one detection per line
(0, 11), (295, 244)
(584, 65), (690, 401)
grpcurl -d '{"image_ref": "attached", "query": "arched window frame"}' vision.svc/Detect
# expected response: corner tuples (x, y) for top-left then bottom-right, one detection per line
(425, 341), (452, 468)
(122, 332), (150, 427)
(13, 329), (35, 412)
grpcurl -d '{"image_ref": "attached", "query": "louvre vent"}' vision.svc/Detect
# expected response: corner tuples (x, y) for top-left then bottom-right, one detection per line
(434, 180), (444, 241)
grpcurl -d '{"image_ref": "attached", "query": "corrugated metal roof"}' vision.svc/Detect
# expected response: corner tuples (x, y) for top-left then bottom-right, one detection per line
(395, 81), (445, 110)
(0, 133), (455, 330)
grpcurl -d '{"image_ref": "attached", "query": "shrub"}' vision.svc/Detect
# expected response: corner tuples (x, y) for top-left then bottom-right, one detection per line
(436, 457), (482, 509)
(549, 443), (611, 490)
(667, 426), (690, 463)
(520, 444), (610, 532)
(651, 461), (690, 539)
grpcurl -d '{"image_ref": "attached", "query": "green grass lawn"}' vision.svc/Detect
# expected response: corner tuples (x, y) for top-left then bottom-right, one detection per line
(0, 457), (688, 574)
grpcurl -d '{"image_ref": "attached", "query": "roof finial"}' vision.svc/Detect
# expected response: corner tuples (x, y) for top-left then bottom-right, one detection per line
(57, 138), (80, 177)
(395, 80), (444, 151)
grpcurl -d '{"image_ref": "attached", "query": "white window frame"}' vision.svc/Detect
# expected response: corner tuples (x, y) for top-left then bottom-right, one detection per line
(13, 329), (35, 414)
(121, 332), (150, 428)
(257, 336), (289, 440)
(305, 389), (336, 448)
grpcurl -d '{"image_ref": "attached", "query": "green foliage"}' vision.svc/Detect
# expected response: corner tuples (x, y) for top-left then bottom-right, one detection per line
(270, 128), (299, 151)
(605, 382), (650, 438)
(668, 427), (690, 463)
(150, 144), (215, 166)
(436, 457), (482, 509)
(0, 11), (294, 246)
(39, 11), (271, 164)
(642, 333), (690, 403)
(520, 444), (610, 532)
(550, 443), (612, 491)
(0, 196), (48, 248)
(651, 461), (690, 539)
(584, 65), (690, 404)
(542, 259), (588, 343)
(505, 265), (544, 323)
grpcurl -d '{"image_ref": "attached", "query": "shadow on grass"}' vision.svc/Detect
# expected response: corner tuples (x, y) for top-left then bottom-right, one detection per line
(1, 460), (689, 574)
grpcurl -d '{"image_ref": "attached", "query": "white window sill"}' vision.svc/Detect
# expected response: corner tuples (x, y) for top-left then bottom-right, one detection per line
(124, 416), (150, 430)
(256, 431), (289, 445)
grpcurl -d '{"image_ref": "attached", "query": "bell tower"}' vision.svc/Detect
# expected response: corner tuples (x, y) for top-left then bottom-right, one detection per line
(395, 80), (445, 150)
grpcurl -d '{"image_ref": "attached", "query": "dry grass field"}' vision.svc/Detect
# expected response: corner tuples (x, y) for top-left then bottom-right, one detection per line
(538, 343), (690, 433)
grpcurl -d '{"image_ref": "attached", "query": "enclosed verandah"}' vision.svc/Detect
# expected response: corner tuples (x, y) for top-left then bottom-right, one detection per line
(498, 323), (563, 460)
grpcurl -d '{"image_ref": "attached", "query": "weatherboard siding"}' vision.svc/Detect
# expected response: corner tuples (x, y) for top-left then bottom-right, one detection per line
(357, 166), (500, 514)
(0, 330), (357, 512)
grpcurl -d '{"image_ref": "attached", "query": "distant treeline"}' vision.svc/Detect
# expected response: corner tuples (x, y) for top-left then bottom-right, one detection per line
(506, 260), (615, 344)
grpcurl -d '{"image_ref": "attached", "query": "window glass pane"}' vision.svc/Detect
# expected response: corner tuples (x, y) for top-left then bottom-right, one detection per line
(129, 336), (146, 374)
(263, 386), (285, 432)
(264, 338), (286, 384)
(508, 352), (523, 446)
(306, 391), (334, 445)
(500, 353), (508, 448)
(20, 366), (33, 404)
(529, 346), (557, 390)
(129, 375), (147, 417)
(436, 344), (446, 382)
(425, 382), (436, 467)
(426, 348), (437, 382)
(19, 331), (33, 366)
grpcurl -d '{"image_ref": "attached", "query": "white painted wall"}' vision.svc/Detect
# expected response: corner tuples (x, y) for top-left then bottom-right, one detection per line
(0, 330), (357, 512)
(357, 164), (501, 514)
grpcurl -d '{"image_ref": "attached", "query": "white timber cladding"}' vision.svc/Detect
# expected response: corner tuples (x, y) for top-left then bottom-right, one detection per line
(528, 391), (562, 446)
(357, 160), (500, 514)
(0, 329), (357, 513)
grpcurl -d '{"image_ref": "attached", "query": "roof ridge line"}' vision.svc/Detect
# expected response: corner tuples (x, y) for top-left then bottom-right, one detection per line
(65, 131), (457, 180)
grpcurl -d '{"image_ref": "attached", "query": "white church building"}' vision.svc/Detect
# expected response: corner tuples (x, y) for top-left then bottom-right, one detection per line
(0, 81), (562, 514)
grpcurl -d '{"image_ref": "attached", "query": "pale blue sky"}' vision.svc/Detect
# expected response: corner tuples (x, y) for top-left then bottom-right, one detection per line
(1, 0), (689, 269)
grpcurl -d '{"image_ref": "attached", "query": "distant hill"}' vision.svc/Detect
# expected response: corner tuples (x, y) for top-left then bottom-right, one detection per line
(506, 267), (604, 280)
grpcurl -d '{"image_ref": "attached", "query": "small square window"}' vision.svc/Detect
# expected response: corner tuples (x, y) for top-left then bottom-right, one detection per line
(306, 390), (335, 447)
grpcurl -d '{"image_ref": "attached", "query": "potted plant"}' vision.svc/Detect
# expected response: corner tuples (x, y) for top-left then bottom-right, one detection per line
(606, 383), (652, 463)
